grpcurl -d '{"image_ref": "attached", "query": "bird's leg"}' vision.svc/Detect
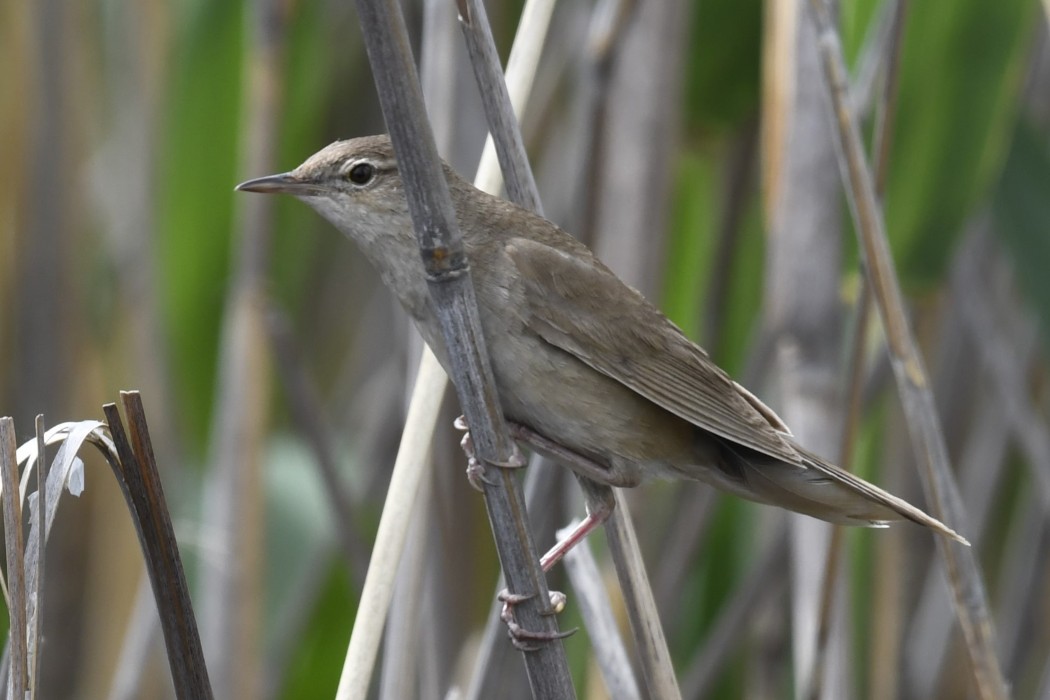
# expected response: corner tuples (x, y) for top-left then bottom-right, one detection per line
(502, 424), (630, 566)
(498, 478), (616, 648)
(453, 415), (527, 491)
(465, 419), (628, 569)
(458, 418), (624, 646)
(506, 422), (639, 488)
(454, 417), (573, 646)
(540, 479), (616, 571)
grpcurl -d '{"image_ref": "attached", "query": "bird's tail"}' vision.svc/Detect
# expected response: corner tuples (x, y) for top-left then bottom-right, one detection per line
(724, 443), (969, 545)
(797, 447), (968, 545)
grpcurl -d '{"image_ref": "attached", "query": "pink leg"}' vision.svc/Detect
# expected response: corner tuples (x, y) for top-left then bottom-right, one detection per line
(498, 489), (614, 648)
(541, 513), (605, 571)
(455, 416), (624, 647)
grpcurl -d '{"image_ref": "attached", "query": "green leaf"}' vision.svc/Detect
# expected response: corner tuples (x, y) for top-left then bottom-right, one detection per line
(840, 0), (884, 66)
(664, 150), (717, 339)
(264, 436), (340, 619)
(158, 0), (245, 450)
(278, 562), (354, 699)
(885, 0), (1033, 286)
(685, 0), (762, 129)
(994, 121), (1050, 348)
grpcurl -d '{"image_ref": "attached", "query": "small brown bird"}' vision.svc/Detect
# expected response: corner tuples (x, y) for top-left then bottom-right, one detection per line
(238, 134), (966, 546)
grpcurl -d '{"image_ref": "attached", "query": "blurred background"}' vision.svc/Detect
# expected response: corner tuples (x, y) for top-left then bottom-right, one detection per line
(1, 0), (1049, 698)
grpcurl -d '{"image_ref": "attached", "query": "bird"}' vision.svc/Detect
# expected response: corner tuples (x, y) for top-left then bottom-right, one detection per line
(237, 134), (967, 548)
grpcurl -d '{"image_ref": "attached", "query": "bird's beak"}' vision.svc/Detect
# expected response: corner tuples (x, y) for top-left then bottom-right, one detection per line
(235, 172), (330, 195)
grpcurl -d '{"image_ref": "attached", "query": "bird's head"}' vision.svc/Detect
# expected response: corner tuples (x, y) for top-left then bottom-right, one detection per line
(237, 135), (411, 242)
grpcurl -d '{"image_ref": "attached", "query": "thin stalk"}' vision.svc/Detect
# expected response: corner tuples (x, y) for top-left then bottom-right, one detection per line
(200, 0), (287, 696)
(104, 394), (213, 699)
(0, 418), (28, 699)
(679, 527), (789, 699)
(31, 416), (46, 699)
(764, 4), (848, 695)
(806, 2), (1008, 696)
(456, 0), (679, 694)
(456, 0), (547, 212)
(465, 463), (563, 700)
(335, 351), (449, 698)
(559, 519), (641, 700)
(813, 1), (908, 692)
(604, 490), (681, 700)
(342, 0), (575, 695)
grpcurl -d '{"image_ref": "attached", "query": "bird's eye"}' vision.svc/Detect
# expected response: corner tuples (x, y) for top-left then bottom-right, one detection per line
(347, 162), (375, 185)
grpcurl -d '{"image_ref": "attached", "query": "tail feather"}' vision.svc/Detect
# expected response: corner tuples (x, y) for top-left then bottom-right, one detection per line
(794, 446), (969, 545)
(716, 441), (969, 545)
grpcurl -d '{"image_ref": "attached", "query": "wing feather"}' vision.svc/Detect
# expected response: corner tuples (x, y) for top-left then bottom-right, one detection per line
(506, 238), (802, 466)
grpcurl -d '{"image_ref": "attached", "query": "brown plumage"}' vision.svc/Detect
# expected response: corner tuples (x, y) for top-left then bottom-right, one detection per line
(238, 135), (967, 545)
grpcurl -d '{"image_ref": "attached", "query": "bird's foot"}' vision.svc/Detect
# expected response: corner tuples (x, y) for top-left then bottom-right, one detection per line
(497, 589), (574, 651)
(458, 429), (496, 491)
(454, 416), (527, 491)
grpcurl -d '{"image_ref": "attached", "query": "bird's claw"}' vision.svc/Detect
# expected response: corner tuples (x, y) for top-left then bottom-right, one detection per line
(490, 442), (527, 469)
(459, 430), (498, 491)
(455, 416), (527, 491)
(498, 589), (575, 651)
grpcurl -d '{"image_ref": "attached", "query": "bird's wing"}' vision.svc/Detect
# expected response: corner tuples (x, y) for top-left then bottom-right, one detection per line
(505, 237), (803, 466)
